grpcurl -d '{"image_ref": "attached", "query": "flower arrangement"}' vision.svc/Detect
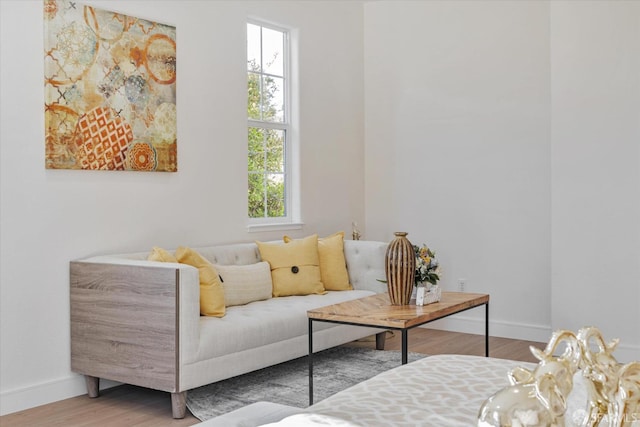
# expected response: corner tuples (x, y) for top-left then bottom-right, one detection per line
(414, 244), (440, 287)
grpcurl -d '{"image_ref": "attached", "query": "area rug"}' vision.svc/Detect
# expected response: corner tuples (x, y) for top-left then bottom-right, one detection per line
(186, 346), (426, 421)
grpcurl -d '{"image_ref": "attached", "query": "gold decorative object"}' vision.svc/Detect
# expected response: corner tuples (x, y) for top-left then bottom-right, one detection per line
(385, 232), (415, 305)
(477, 327), (640, 427)
(352, 222), (361, 241)
(478, 329), (581, 426)
(576, 327), (640, 427)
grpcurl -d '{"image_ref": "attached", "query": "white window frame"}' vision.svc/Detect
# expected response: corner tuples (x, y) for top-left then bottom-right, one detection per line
(247, 20), (301, 232)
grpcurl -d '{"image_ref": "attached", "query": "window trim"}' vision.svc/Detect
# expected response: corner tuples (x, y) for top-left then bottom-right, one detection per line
(247, 20), (299, 230)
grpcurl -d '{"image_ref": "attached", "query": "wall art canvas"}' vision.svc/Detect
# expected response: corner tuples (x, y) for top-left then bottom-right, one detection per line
(44, 0), (177, 172)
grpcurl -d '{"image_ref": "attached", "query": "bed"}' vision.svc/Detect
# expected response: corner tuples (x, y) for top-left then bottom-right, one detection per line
(200, 353), (600, 427)
(294, 354), (537, 426)
(199, 354), (537, 426)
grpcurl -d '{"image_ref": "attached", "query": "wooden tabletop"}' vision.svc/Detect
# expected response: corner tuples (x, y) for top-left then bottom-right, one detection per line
(307, 292), (489, 329)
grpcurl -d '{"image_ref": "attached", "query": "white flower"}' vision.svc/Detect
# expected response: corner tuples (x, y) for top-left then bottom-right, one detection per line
(413, 243), (441, 286)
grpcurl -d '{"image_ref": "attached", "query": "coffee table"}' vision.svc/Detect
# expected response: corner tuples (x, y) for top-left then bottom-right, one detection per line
(306, 291), (490, 404)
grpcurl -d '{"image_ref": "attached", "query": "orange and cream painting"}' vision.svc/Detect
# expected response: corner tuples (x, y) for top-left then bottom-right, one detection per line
(44, 0), (177, 172)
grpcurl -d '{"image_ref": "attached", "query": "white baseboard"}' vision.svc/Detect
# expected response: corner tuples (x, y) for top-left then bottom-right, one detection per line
(421, 314), (553, 343)
(0, 374), (120, 416)
(422, 315), (640, 362)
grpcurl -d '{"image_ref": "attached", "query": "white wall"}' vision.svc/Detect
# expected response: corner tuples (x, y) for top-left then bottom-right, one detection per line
(0, 0), (365, 414)
(2, 0), (638, 417)
(364, 1), (553, 341)
(550, 1), (640, 361)
(364, 0), (639, 360)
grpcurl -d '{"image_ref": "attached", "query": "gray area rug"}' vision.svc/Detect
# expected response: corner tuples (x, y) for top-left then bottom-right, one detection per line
(186, 346), (426, 421)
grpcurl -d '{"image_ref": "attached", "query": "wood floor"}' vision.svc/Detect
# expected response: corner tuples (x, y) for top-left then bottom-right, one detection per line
(1, 329), (545, 427)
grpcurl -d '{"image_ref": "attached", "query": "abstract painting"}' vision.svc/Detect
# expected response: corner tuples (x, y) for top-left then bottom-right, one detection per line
(44, 0), (177, 172)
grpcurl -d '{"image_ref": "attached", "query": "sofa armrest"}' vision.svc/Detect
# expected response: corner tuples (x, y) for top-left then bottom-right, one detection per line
(70, 259), (200, 392)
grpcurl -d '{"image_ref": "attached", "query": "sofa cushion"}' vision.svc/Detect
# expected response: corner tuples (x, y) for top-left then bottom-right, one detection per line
(343, 240), (389, 293)
(196, 290), (375, 360)
(216, 262), (272, 307)
(175, 247), (226, 317)
(286, 232), (352, 291)
(257, 235), (325, 297)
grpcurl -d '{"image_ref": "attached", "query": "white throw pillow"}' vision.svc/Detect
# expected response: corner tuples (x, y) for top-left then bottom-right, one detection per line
(216, 262), (273, 307)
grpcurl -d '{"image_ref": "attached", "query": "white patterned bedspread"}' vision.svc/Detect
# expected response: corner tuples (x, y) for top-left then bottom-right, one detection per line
(301, 354), (536, 427)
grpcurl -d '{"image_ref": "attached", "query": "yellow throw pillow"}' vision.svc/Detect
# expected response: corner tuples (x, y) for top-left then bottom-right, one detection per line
(317, 232), (353, 291)
(175, 246), (225, 317)
(285, 232), (352, 291)
(257, 234), (326, 297)
(147, 246), (178, 263)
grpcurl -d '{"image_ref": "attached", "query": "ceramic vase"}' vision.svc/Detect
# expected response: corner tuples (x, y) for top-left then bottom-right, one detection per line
(415, 283), (441, 306)
(416, 285), (426, 306)
(385, 232), (416, 305)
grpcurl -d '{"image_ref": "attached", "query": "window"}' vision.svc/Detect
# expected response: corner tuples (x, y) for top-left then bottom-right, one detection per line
(247, 22), (296, 226)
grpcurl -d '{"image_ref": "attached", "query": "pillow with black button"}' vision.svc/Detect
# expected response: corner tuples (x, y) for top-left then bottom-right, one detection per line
(284, 232), (353, 291)
(256, 234), (326, 297)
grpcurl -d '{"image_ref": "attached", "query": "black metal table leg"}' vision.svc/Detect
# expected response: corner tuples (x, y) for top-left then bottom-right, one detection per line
(308, 318), (313, 405)
(485, 302), (490, 357)
(401, 329), (408, 364)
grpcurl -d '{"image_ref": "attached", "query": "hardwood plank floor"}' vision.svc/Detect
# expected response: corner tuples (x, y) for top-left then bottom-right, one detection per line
(1, 329), (546, 427)
(363, 327), (545, 364)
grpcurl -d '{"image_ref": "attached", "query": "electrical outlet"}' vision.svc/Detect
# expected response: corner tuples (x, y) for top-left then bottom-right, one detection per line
(458, 278), (467, 292)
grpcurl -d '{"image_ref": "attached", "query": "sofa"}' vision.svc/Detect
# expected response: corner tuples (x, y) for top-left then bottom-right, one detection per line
(69, 236), (390, 418)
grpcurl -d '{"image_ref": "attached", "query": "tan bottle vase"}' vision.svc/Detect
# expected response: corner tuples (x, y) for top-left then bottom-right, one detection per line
(385, 232), (416, 305)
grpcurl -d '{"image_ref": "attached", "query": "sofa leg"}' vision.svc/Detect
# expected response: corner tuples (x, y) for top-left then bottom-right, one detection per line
(85, 375), (100, 398)
(375, 331), (387, 350)
(171, 391), (187, 419)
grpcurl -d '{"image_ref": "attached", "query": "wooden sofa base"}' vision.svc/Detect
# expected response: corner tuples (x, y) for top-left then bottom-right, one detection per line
(171, 391), (187, 419)
(81, 331), (387, 420)
(85, 375), (99, 398)
(83, 375), (187, 419)
(71, 256), (389, 419)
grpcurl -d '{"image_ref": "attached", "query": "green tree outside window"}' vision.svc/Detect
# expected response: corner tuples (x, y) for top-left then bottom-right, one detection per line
(247, 24), (287, 219)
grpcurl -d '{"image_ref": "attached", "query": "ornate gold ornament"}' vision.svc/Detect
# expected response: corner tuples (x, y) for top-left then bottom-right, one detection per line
(478, 327), (640, 427)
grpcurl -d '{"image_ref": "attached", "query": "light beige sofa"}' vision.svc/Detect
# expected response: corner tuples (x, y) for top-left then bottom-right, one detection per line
(70, 239), (389, 418)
